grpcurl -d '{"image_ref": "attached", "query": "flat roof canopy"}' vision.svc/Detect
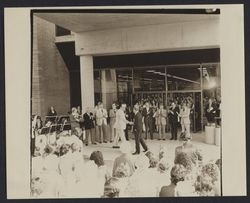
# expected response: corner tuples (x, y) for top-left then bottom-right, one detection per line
(34, 10), (219, 33)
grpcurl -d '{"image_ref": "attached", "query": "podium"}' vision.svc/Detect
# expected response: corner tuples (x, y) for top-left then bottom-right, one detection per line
(205, 125), (215, 144)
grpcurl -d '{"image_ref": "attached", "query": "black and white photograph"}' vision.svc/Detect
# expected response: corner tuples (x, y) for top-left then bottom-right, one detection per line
(4, 4), (246, 199)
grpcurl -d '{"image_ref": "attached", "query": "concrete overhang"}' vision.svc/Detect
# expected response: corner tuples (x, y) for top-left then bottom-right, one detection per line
(34, 12), (219, 33)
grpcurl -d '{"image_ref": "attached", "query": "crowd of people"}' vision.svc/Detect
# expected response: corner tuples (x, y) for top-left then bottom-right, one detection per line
(30, 129), (221, 197)
(30, 98), (221, 198)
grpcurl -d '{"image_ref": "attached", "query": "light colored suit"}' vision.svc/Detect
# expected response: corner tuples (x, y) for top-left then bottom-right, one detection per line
(109, 109), (116, 142)
(154, 108), (167, 139)
(95, 108), (108, 143)
(154, 109), (167, 126)
(95, 108), (108, 126)
(179, 107), (191, 138)
(114, 109), (127, 130)
(113, 109), (128, 146)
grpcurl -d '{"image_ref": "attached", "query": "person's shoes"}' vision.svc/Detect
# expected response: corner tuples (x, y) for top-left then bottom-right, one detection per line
(99, 142), (102, 144)
(112, 146), (120, 149)
(85, 144), (88, 146)
(93, 143), (97, 145)
(110, 141), (113, 143)
(163, 139), (166, 140)
(103, 141), (107, 143)
(174, 138), (177, 140)
(158, 138), (161, 140)
(170, 137), (173, 140)
(132, 152), (139, 155)
(143, 149), (148, 152)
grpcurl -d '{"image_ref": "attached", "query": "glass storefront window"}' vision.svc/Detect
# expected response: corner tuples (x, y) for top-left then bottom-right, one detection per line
(133, 67), (166, 92)
(202, 64), (221, 92)
(167, 65), (201, 91)
(116, 69), (133, 93)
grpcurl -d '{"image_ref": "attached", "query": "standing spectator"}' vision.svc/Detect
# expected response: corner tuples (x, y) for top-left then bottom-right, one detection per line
(168, 101), (179, 140)
(142, 102), (154, 140)
(154, 103), (167, 140)
(70, 107), (82, 139)
(205, 98), (217, 126)
(83, 107), (97, 146)
(109, 103), (117, 143)
(179, 101), (191, 140)
(95, 102), (108, 143)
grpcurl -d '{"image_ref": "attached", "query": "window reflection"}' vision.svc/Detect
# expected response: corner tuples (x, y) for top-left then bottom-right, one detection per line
(167, 65), (201, 91)
(134, 68), (166, 91)
(116, 69), (133, 105)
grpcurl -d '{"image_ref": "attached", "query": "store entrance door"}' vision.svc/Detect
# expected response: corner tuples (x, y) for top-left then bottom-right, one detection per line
(167, 91), (202, 132)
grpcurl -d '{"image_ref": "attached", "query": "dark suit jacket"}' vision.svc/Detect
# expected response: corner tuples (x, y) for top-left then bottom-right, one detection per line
(83, 112), (95, 129)
(134, 112), (143, 133)
(168, 106), (180, 124)
(142, 107), (154, 123)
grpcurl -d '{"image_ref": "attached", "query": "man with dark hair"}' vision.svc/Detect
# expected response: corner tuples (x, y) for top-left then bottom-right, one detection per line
(132, 105), (148, 155)
(168, 101), (180, 140)
(142, 102), (154, 140)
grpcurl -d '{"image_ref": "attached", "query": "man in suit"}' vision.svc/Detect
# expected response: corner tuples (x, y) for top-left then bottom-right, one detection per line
(168, 101), (180, 140)
(142, 102), (154, 140)
(83, 107), (97, 146)
(132, 105), (148, 155)
(95, 102), (108, 143)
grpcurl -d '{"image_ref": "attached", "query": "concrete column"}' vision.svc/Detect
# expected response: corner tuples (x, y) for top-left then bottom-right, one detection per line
(80, 55), (95, 110)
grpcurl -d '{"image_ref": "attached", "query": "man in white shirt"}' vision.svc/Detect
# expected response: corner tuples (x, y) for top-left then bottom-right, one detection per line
(95, 102), (108, 143)
(113, 103), (133, 148)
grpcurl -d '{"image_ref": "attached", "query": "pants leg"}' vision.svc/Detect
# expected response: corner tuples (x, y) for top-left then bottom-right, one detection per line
(85, 129), (90, 145)
(119, 129), (126, 142)
(97, 125), (103, 143)
(145, 123), (148, 139)
(134, 131), (140, 153)
(90, 128), (96, 144)
(110, 125), (115, 142)
(181, 122), (185, 133)
(185, 123), (191, 138)
(125, 126), (129, 141)
(113, 129), (121, 146)
(158, 125), (162, 139)
(173, 123), (178, 140)
(102, 124), (107, 142)
(162, 125), (166, 139)
(170, 122), (174, 139)
(139, 131), (148, 151)
(149, 120), (154, 139)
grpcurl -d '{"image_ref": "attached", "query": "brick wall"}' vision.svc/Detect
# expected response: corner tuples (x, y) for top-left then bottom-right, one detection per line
(32, 16), (70, 119)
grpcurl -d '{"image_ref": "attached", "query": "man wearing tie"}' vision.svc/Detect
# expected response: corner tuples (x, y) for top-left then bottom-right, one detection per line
(142, 102), (154, 140)
(95, 102), (108, 143)
(132, 105), (148, 155)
